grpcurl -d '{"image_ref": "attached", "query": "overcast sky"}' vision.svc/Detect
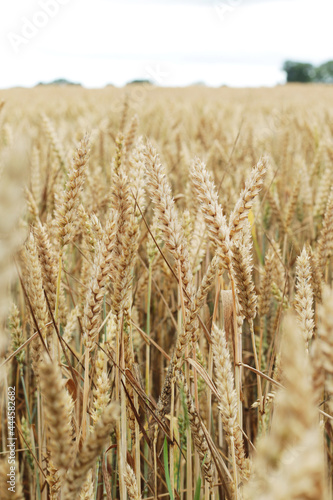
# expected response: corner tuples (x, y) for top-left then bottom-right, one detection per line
(1, 0), (332, 88)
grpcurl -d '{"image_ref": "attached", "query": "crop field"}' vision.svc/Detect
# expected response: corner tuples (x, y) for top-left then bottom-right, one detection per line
(1, 83), (333, 499)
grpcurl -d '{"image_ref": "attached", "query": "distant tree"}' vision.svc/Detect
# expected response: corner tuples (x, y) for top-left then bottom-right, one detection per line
(314, 61), (333, 83)
(126, 79), (153, 85)
(283, 61), (315, 83)
(36, 78), (81, 86)
(51, 78), (81, 86)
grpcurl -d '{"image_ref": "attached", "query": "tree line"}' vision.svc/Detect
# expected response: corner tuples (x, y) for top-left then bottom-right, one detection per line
(283, 60), (333, 83)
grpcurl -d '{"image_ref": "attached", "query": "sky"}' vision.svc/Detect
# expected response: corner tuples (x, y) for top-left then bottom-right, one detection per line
(1, 0), (332, 88)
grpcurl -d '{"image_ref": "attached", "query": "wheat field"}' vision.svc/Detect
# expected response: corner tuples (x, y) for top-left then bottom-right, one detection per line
(1, 83), (333, 499)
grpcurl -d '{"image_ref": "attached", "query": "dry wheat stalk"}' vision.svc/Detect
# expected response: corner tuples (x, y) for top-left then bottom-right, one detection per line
(144, 141), (198, 427)
(144, 141), (195, 304)
(285, 174), (301, 228)
(109, 168), (140, 321)
(314, 285), (333, 419)
(309, 245), (323, 303)
(190, 157), (233, 272)
(316, 186), (333, 277)
(45, 458), (61, 500)
(79, 469), (94, 500)
(231, 238), (257, 322)
(62, 402), (119, 499)
(39, 358), (74, 470)
(295, 246), (315, 344)
(124, 463), (142, 500)
(34, 222), (68, 323)
(8, 303), (25, 368)
(175, 371), (215, 485)
(211, 324), (250, 482)
(314, 158), (332, 218)
(229, 157), (267, 241)
(24, 187), (40, 223)
(54, 136), (90, 247)
(83, 215), (117, 351)
(42, 114), (66, 169)
(245, 314), (326, 499)
(24, 234), (51, 367)
(258, 247), (275, 317)
(124, 114), (139, 161)
(30, 145), (41, 206)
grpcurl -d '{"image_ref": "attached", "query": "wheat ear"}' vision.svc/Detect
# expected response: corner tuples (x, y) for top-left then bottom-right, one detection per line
(124, 463), (142, 500)
(295, 246), (315, 345)
(211, 324), (250, 482)
(245, 314), (325, 499)
(229, 157), (267, 241)
(39, 358), (74, 470)
(62, 402), (119, 500)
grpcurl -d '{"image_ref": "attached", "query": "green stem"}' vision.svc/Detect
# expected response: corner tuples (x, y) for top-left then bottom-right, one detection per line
(21, 373), (32, 424)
